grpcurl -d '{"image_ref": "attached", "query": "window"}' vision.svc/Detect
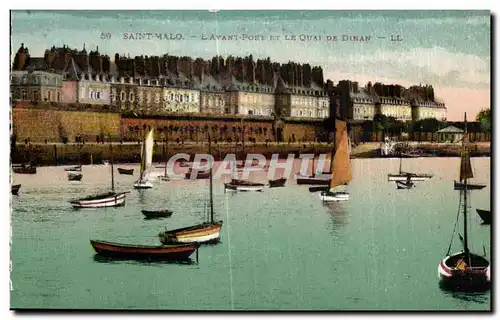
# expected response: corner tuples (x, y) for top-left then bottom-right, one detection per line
(248, 110), (253, 115)
(184, 94), (189, 102)
(97, 92), (101, 99)
(47, 91), (52, 101)
(180, 95), (183, 102)
(170, 93), (174, 100)
(33, 90), (40, 101)
(57, 92), (61, 102)
(110, 91), (115, 102)
(129, 92), (135, 102)
(120, 91), (125, 101)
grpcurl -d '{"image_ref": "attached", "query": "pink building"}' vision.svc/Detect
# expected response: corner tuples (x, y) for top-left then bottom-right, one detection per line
(61, 80), (77, 103)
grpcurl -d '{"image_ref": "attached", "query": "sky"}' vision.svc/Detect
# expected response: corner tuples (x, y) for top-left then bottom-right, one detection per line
(10, 10), (491, 121)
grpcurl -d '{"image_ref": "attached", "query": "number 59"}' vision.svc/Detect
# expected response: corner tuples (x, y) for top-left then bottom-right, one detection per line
(100, 32), (111, 40)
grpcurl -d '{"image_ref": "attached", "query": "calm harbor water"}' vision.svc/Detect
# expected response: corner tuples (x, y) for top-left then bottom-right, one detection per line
(10, 157), (491, 311)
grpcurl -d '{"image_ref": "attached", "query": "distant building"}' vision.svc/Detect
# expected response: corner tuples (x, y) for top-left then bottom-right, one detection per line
(436, 125), (464, 143)
(11, 70), (63, 103)
(411, 101), (447, 121)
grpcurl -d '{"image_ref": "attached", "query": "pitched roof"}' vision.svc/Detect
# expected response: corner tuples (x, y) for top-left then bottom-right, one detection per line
(436, 125), (464, 133)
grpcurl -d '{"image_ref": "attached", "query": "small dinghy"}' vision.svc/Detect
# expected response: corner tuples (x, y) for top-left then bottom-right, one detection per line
(268, 178), (287, 188)
(309, 186), (329, 193)
(476, 209), (491, 225)
(90, 239), (199, 261)
(65, 165), (82, 172)
(142, 209), (173, 219)
(11, 184), (21, 195)
(68, 172), (83, 181)
(118, 168), (134, 175)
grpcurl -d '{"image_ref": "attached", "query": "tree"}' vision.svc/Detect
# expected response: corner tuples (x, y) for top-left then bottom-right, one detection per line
(476, 108), (491, 132)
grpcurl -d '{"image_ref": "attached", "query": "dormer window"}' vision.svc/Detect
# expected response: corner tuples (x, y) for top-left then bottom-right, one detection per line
(120, 77), (125, 84)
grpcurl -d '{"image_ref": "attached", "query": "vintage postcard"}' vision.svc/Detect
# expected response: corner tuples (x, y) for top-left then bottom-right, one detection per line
(9, 10), (491, 311)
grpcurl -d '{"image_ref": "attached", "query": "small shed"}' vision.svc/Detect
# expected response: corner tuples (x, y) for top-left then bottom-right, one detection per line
(436, 125), (464, 143)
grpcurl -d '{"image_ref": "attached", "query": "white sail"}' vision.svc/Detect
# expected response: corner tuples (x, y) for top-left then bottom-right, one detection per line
(144, 128), (154, 172)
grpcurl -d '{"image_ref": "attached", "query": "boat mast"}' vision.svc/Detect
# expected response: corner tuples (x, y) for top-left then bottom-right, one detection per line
(463, 113), (469, 257)
(110, 140), (115, 192)
(330, 116), (336, 173)
(164, 131), (168, 177)
(140, 135), (146, 180)
(208, 134), (214, 224)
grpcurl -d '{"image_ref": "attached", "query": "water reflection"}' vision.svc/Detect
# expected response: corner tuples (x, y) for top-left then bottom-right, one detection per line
(92, 254), (197, 266)
(439, 283), (490, 305)
(322, 202), (348, 229)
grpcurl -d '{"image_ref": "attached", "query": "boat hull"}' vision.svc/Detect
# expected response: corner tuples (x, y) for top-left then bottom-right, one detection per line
(269, 178), (287, 188)
(117, 168), (134, 175)
(388, 174), (433, 182)
(454, 181), (486, 190)
(159, 222), (223, 244)
(309, 186), (330, 193)
(319, 191), (350, 202)
(70, 192), (127, 208)
(476, 209), (491, 225)
(225, 182), (264, 192)
(296, 173), (331, 185)
(90, 240), (197, 261)
(133, 181), (153, 189)
(438, 252), (491, 291)
(185, 170), (211, 180)
(396, 181), (414, 189)
(12, 167), (37, 174)
(11, 184), (21, 195)
(65, 166), (82, 172)
(142, 210), (173, 219)
(68, 172), (83, 181)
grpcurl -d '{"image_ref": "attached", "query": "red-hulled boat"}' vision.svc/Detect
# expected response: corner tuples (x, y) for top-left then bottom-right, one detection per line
(185, 168), (211, 180)
(90, 240), (199, 260)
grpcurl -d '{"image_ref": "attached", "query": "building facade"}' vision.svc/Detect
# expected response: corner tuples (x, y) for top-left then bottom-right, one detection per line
(77, 73), (111, 105)
(412, 101), (447, 121)
(378, 98), (412, 121)
(11, 71), (63, 103)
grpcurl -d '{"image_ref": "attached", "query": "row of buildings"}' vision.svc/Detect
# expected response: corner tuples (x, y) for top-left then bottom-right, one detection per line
(10, 43), (447, 122)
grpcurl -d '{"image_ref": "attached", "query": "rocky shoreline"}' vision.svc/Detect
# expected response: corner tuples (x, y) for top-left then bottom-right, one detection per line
(11, 141), (491, 166)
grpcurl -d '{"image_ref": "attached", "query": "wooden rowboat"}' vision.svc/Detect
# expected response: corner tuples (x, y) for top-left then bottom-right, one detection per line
(142, 209), (173, 219)
(118, 168), (134, 175)
(11, 184), (21, 195)
(12, 164), (37, 174)
(268, 178), (287, 188)
(90, 239), (199, 261)
(68, 172), (83, 181)
(70, 191), (129, 208)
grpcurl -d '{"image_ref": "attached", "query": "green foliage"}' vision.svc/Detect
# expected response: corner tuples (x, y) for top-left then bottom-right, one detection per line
(475, 108), (491, 132)
(410, 118), (446, 132)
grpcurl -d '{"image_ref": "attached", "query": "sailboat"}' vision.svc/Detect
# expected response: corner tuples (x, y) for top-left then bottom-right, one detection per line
(319, 119), (352, 202)
(438, 113), (490, 291)
(388, 149), (433, 182)
(157, 133), (170, 181)
(133, 128), (154, 189)
(70, 142), (129, 208)
(158, 134), (223, 244)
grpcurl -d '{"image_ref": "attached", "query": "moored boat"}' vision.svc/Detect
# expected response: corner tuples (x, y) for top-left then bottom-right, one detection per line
(70, 191), (128, 208)
(159, 135), (223, 245)
(65, 165), (82, 172)
(388, 172), (433, 182)
(12, 163), (37, 174)
(319, 119), (352, 203)
(269, 178), (287, 188)
(438, 113), (490, 292)
(224, 179), (265, 192)
(142, 209), (173, 219)
(70, 141), (128, 208)
(68, 172), (83, 181)
(185, 168), (211, 180)
(476, 209), (491, 225)
(454, 181), (486, 190)
(90, 239), (198, 261)
(133, 128), (155, 189)
(118, 168), (134, 175)
(309, 186), (329, 193)
(396, 180), (414, 189)
(296, 173), (331, 185)
(11, 184), (21, 195)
